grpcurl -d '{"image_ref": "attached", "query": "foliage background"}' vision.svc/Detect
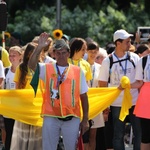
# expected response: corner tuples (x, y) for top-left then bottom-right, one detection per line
(3, 0), (150, 47)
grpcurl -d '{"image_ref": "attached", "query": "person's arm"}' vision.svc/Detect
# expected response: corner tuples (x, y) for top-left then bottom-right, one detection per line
(131, 80), (143, 89)
(2, 48), (11, 67)
(0, 61), (4, 88)
(99, 81), (110, 121)
(28, 32), (51, 71)
(80, 93), (89, 135)
(0, 78), (3, 88)
(98, 80), (108, 87)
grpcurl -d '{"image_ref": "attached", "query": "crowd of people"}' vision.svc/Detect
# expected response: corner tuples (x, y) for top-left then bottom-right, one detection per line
(0, 29), (150, 150)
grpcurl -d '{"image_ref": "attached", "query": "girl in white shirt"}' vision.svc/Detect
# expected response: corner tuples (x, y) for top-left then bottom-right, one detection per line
(3, 46), (23, 150)
(86, 41), (105, 150)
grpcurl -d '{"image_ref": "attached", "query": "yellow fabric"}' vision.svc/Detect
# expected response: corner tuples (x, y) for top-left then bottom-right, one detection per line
(119, 76), (132, 121)
(68, 58), (92, 81)
(0, 76), (131, 126)
(0, 89), (43, 126)
(14, 66), (34, 89)
(1, 48), (11, 67)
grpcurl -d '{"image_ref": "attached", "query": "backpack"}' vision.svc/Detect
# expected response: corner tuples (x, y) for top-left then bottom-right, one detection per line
(108, 51), (135, 82)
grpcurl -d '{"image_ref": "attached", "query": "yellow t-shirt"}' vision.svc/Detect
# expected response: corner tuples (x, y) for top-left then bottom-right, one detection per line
(1, 48), (11, 67)
(68, 58), (92, 81)
(14, 66), (34, 89)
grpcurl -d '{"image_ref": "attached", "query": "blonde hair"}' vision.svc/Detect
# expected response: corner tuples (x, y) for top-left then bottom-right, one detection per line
(9, 46), (23, 55)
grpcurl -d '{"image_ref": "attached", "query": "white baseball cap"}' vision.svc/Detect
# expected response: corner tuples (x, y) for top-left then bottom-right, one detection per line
(113, 29), (133, 42)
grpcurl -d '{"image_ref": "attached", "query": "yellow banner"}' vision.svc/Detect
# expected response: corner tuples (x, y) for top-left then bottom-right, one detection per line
(0, 76), (132, 126)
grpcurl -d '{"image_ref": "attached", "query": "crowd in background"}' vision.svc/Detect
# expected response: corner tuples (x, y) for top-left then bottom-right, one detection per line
(0, 29), (150, 150)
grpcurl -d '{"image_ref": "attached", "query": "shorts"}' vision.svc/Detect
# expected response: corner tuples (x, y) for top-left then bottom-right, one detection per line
(140, 118), (150, 143)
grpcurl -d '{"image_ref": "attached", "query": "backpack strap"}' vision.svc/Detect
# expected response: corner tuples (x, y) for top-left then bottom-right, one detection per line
(109, 52), (135, 69)
(142, 55), (148, 76)
(127, 51), (135, 68)
(109, 54), (113, 70)
(108, 52), (135, 83)
(108, 54), (113, 83)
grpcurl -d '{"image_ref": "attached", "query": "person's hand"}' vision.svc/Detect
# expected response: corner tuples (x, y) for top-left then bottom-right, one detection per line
(103, 108), (110, 122)
(79, 118), (89, 135)
(38, 32), (51, 49)
(118, 84), (124, 90)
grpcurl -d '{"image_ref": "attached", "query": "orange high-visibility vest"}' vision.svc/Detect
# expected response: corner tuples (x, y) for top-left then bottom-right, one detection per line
(41, 63), (82, 118)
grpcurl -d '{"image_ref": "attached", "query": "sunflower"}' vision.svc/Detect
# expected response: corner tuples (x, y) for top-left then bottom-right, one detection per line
(52, 29), (63, 40)
(5, 32), (11, 38)
(0, 32), (11, 38)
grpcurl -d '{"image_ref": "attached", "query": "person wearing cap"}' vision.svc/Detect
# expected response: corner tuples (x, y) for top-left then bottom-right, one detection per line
(62, 34), (69, 45)
(28, 32), (89, 150)
(99, 29), (141, 150)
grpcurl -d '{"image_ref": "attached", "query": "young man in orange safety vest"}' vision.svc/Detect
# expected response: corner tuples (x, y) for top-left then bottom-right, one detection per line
(28, 32), (89, 150)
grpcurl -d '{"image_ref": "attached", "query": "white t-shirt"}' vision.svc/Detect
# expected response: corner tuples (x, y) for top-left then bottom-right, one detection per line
(39, 63), (88, 94)
(44, 56), (56, 63)
(5, 68), (16, 89)
(99, 51), (140, 106)
(87, 62), (104, 128)
(0, 60), (4, 79)
(135, 54), (150, 81)
(87, 62), (101, 88)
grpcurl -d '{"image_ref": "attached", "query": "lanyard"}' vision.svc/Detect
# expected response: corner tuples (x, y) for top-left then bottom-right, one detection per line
(90, 64), (95, 87)
(113, 53), (128, 75)
(71, 59), (80, 66)
(56, 64), (68, 88)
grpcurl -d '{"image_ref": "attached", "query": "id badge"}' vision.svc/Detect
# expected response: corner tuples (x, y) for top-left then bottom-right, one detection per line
(10, 83), (16, 89)
(50, 89), (59, 100)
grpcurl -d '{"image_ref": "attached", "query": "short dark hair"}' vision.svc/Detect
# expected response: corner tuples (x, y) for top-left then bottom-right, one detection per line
(135, 44), (149, 54)
(69, 38), (86, 58)
(114, 39), (124, 45)
(87, 41), (99, 51)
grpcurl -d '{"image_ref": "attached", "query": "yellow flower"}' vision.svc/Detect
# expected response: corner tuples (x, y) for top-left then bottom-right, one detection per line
(0, 32), (11, 38)
(52, 29), (63, 40)
(5, 32), (11, 38)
